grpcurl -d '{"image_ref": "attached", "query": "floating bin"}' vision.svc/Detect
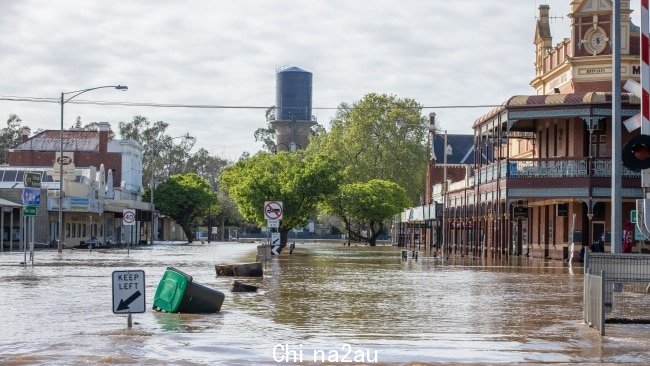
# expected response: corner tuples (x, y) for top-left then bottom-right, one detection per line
(153, 267), (225, 313)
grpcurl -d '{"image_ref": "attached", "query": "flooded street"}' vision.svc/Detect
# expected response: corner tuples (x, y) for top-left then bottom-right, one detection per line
(1, 242), (649, 365)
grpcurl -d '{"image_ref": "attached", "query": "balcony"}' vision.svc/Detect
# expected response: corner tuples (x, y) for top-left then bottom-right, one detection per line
(476, 158), (640, 184)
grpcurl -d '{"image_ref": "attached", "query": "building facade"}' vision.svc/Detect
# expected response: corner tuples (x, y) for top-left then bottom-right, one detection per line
(398, 0), (644, 261)
(0, 122), (158, 248)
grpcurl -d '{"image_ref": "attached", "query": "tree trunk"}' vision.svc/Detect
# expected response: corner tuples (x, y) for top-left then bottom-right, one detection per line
(279, 227), (290, 247)
(181, 223), (195, 243)
(367, 221), (383, 246)
(346, 218), (351, 246)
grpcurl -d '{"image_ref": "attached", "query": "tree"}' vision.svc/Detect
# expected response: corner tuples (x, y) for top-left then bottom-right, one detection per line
(118, 116), (195, 188)
(72, 116), (116, 139)
(0, 114), (24, 164)
(220, 151), (341, 245)
(254, 106), (325, 153)
(308, 93), (428, 204)
(185, 148), (241, 240)
(331, 179), (409, 246)
(154, 173), (216, 242)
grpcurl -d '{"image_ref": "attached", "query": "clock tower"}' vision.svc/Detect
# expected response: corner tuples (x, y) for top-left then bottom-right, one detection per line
(530, 0), (640, 94)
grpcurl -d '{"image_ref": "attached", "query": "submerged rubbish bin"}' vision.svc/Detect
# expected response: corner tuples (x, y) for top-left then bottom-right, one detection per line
(153, 267), (225, 313)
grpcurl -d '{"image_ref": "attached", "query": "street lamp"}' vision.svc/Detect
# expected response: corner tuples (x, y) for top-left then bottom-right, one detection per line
(58, 85), (128, 253)
(149, 134), (192, 245)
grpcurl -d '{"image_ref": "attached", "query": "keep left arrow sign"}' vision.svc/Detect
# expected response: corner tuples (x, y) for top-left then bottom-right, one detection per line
(112, 270), (146, 314)
(117, 290), (142, 311)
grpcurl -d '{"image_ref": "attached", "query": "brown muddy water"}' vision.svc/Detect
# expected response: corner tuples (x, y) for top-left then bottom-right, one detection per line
(0, 242), (649, 365)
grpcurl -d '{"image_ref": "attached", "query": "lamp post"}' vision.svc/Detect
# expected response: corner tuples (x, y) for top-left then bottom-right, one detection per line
(58, 85), (127, 253)
(149, 134), (192, 245)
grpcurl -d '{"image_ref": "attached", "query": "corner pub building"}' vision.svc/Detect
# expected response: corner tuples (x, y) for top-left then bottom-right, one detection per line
(399, 1), (645, 261)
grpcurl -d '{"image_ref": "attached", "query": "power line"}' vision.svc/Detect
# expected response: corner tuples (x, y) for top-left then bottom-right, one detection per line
(0, 95), (502, 110)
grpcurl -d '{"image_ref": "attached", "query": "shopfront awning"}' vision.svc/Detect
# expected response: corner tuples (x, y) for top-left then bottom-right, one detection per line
(0, 197), (23, 208)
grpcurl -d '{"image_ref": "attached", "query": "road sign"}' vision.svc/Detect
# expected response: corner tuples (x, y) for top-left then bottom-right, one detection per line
(112, 270), (145, 314)
(21, 188), (41, 205)
(122, 209), (136, 226)
(271, 232), (281, 255)
(23, 206), (38, 216)
(267, 219), (279, 228)
(264, 201), (283, 220)
(24, 172), (42, 188)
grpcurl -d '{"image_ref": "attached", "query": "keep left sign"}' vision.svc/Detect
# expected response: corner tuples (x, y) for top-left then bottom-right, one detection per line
(112, 270), (146, 314)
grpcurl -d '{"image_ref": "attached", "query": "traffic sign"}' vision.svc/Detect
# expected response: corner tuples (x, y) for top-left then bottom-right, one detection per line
(112, 270), (145, 314)
(267, 219), (279, 228)
(271, 232), (281, 255)
(24, 172), (42, 188)
(21, 188), (41, 205)
(23, 206), (38, 216)
(264, 201), (283, 220)
(122, 209), (136, 226)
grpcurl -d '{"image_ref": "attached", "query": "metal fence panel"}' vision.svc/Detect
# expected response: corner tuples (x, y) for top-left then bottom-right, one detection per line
(584, 271), (605, 336)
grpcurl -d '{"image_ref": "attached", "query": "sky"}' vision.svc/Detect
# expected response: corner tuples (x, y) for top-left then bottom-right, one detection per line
(0, 0), (642, 161)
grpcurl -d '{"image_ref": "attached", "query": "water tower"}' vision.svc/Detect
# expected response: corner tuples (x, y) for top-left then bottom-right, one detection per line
(271, 66), (316, 152)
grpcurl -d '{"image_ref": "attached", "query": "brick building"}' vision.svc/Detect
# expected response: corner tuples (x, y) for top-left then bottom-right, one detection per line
(0, 122), (151, 248)
(398, 0), (644, 261)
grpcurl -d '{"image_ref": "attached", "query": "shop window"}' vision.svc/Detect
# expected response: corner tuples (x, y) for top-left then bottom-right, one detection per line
(82, 224), (86, 238)
(66, 223), (70, 238)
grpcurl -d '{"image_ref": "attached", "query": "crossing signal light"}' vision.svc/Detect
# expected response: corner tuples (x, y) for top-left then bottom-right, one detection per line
(622, 134), (650, 171)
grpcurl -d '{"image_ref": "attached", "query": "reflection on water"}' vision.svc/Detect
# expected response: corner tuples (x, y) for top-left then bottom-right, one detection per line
(0, 242), (649, 365)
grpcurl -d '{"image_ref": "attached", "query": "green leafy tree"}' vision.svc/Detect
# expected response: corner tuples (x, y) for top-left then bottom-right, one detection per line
(333, 179), (409, 246)
(309, 93), (428, 204)
(0, 114), (24, 164)
(154, 173), (216, 242)
(220, 151), (341, 245)
(118, 116), (195, 188)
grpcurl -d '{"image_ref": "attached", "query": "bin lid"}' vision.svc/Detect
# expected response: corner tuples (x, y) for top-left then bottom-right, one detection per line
(152, 267), (192, 312)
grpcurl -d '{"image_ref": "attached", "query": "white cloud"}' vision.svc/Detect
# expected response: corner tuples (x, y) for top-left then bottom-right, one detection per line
(0, 0), (639, 160)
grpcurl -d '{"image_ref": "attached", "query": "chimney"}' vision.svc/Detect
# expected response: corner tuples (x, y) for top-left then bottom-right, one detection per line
(98, 122), (110, 153)
(539, 5), (550, 23)
(21, 126), (30, 142)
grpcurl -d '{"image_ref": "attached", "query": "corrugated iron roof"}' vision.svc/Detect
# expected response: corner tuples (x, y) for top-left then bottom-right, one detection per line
(14, 130), (99, 151)
(473, 92), (640, 127)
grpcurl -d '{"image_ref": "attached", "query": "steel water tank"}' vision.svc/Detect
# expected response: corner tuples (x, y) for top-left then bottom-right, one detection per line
(276, 66), (312, 121)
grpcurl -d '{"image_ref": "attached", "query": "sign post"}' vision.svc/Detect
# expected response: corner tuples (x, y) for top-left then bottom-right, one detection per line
(264, 201), (283, 255)
(22, 173), (41, 266)
(122, 209), (136, 251)
(112, 270), (145, 328)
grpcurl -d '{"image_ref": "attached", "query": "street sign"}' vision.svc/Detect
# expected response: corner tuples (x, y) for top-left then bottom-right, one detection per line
(267, 219), (279, 228)
(112, 270), (145, 314)
(264, 201), (283, 220)
(122, 209), (136, 226)
(271, 232), (281, 255)
(23, 206), (38, 216)
(24, 172), (42, 188)
(21, 188), (41, 206)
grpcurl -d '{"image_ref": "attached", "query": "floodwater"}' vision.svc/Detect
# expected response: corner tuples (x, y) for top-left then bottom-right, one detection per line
(1, 242), (649, 365)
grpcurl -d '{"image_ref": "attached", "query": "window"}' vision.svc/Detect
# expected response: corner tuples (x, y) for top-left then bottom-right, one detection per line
(66, 223), (70, 238)
(82, 224), (86, 238)
(591, 133), (607, 157)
